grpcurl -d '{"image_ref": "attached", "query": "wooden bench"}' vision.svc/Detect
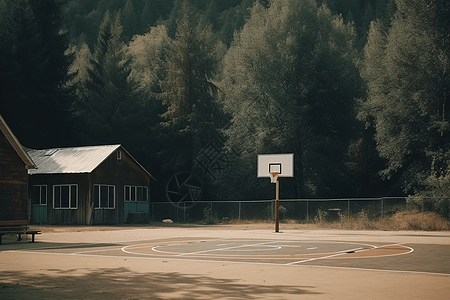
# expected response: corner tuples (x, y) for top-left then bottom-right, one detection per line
(0, 220), (41, 244)
(25, 230), (41, 242)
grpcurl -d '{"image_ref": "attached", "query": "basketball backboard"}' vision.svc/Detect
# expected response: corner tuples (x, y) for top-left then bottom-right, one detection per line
(257, 153), (294, 177)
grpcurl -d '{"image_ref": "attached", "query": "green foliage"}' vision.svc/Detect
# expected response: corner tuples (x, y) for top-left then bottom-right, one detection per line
(360, 0), (450, 194)
(157, 0), (226, 172)
(72, 10), (140, 147)
(8, 0), (450, 202)
(0, 0), (76, 148)
(219, 0), (364, 198)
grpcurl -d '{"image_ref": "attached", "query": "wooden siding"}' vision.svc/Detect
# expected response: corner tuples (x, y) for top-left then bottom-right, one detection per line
(90, 148), (151, 224)
(28, 147), (151, 225)
(0, 130), (28, 221)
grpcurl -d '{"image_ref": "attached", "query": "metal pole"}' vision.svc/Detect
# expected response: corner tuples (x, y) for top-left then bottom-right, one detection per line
(306, 200), (309, 222)
(238, 201), (241, 220)
(275, 179), (280, 232)
(347, 199), (350, 218)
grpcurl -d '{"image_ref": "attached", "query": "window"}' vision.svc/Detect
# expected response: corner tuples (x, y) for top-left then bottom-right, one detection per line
(117, 150), (122, 160)
(93, 185), (115, 209)
(54, 185), (77, 209)
(124, 185), (148, 202)
(32, 185), (47, 205)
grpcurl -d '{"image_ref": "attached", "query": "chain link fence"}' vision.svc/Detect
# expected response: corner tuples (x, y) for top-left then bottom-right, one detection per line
(149, 197), (450, 223)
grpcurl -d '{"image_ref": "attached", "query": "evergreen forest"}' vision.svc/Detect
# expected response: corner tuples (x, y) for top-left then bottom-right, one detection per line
(1, 0), (449, 205)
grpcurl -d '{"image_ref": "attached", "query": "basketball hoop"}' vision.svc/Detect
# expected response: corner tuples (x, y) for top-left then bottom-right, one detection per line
(269, 172), (279, 183)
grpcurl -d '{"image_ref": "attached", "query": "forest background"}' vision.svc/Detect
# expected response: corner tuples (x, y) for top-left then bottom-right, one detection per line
(0, 0), (449, 214)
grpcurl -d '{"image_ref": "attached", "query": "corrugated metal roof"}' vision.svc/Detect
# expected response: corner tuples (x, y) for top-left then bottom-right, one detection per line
(26, 145), (121, 175)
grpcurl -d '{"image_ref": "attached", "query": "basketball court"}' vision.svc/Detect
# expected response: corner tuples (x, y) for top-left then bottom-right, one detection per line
(1, 227), (449, 300)
(1, 155), (449, 299)
(65, 237), (413, 266)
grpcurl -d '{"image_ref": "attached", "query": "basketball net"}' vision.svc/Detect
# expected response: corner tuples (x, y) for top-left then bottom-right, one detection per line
(269, 172), (279, 183)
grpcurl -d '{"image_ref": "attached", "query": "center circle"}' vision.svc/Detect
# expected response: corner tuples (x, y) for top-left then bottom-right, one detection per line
(123, 239), (380, 258)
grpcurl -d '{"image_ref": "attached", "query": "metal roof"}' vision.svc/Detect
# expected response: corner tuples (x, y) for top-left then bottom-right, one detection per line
(26, 144), (122, 175)
(0, 114), (37, 169)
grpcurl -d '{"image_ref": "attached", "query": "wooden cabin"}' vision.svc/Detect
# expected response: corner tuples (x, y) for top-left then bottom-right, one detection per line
(26, 145), (155, 225)
(0, 115), (37, 224)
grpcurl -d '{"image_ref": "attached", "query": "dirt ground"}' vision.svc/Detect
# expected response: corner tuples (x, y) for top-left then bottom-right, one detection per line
(1, 223), (449, 300)
(28, 222), (314, 233)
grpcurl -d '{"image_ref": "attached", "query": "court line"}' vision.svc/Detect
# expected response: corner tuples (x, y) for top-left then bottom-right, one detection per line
(286, 247), (365, 265)
(174, 240), (284, 256)
(4, 239), (417, 273)
(350, 243), (414, 258)
(122, 238), (227, 256)
(286, 243), (414, 265)
(6, 249), (449, 277)
(127, 239), (377, 257)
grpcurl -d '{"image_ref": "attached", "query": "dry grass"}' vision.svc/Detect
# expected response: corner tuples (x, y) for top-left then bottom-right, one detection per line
(310, 210), (450, 231)
(216, 210), (450, 231)
(30, 211), (450, 233)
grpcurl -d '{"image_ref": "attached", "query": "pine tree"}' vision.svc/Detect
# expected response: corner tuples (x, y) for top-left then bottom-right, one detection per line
(0, 0), (75, 148)
(140, 0), (159, 33)
(79, 10), (134, 144)
(157, 0), (225, 172)
(121, 0), (138, 42)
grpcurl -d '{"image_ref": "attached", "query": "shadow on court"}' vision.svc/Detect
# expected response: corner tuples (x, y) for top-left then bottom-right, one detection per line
(0, 240), (122, 252)
(0, 267), (321, 300)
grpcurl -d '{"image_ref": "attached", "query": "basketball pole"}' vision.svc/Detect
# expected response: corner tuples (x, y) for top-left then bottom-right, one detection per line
(275, 179), (280, 233)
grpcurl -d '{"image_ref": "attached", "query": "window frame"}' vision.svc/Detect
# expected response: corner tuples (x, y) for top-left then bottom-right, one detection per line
(93, 184), (116, 209)
(32, 185), (47, 205)
(124, 185), (148, 202)
(53, 184), (78, 209)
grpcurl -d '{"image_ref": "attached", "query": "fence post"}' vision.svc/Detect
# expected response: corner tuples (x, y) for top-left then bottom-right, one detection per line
(347, 199), (350, 218)
(381, 197), (384, 219)
(306, 200), (309, 222)
(238, 201), (241, 220)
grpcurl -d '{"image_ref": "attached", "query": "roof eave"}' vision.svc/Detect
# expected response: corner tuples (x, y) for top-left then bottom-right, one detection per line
(0, 114), (37, 169)
(120, 146), (157, 181)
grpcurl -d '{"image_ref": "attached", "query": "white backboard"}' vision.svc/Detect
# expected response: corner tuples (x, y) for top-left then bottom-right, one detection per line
(257, 153), (294, 177)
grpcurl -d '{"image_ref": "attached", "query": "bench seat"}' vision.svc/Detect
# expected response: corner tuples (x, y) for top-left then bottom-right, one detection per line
(0, 222), (41, 244)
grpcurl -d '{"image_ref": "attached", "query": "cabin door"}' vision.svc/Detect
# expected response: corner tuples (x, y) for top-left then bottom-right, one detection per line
(32, 205), (47, 224)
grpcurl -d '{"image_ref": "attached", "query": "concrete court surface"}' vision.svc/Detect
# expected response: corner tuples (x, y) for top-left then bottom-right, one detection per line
(0, 227), (449, 300)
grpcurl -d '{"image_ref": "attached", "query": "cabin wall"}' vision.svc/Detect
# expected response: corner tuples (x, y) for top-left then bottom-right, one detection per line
(29, 147), (151, 225)
(91, 149), (151, 224)
(0, 130), (28, 221)
(29, 173), (90, 225)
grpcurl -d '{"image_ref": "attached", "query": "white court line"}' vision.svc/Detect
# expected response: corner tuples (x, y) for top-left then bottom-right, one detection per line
(122, 238), (227, 256)
(286, 247), (364, 265)
(5, 248), (449, 277)
(287, 243), (415, 265)
(174, 240), (284, 256)
(346, 242), (415, 259)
